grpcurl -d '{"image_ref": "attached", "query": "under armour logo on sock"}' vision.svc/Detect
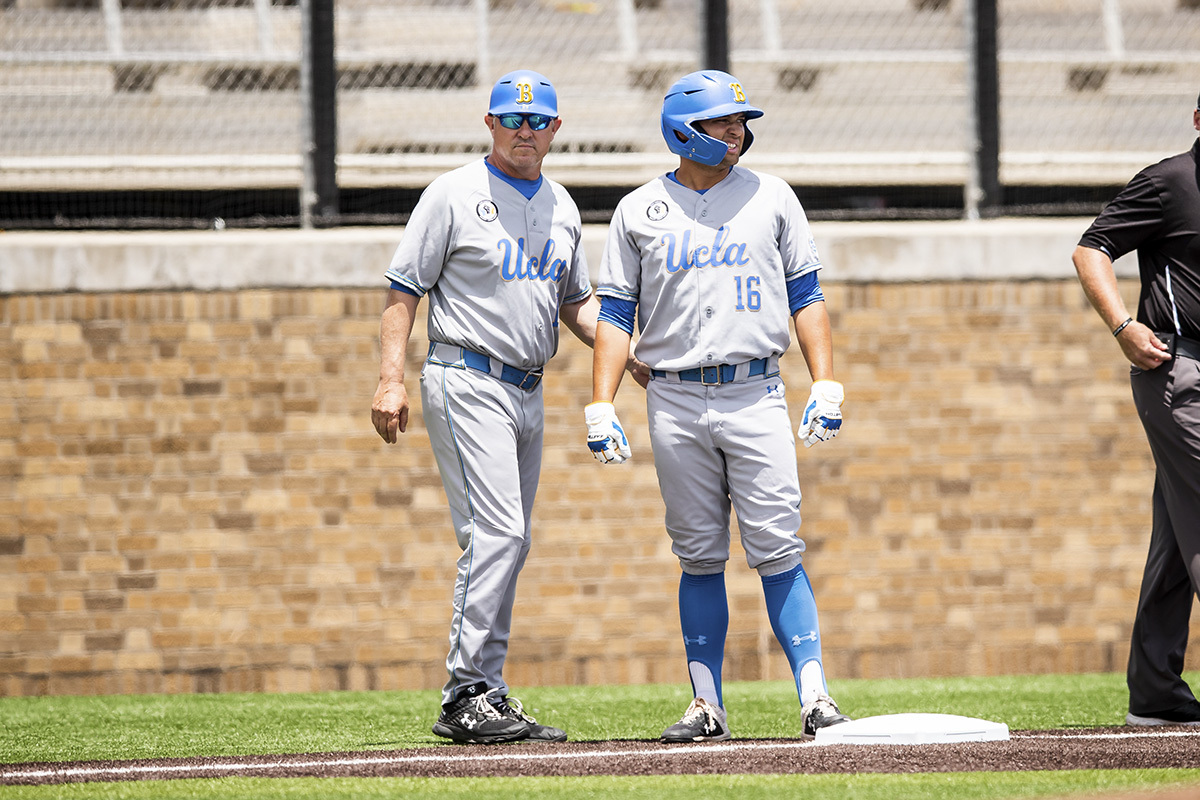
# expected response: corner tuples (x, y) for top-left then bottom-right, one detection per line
(684, 635), (708, 646)
(791, 632), (818, 646)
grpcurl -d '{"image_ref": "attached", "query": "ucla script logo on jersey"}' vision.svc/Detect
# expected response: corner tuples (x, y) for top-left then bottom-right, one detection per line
(661, 225), (750, 273)
(497, 237), (568, 282)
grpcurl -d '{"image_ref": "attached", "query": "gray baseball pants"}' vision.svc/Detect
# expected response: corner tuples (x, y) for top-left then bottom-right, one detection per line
(420, 360), (542, 707)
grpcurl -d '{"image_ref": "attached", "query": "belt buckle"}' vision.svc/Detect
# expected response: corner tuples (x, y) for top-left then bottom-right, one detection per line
(519, 369), (543, 391)
(700, 365), (720, 385)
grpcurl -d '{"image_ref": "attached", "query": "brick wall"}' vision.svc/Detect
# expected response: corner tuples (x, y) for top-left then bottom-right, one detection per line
(1, 244), (1195, 697)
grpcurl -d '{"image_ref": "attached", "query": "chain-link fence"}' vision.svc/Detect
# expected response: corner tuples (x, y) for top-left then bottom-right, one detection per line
(1, 0), (1198, 226)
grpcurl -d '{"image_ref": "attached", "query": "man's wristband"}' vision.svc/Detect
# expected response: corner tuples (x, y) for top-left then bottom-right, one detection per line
(1112, 317), (1134, 337)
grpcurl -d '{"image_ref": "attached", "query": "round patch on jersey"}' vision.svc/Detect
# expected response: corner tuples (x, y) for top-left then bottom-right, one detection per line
(647, 200), (669, 221)
(476, 200), (499, 222)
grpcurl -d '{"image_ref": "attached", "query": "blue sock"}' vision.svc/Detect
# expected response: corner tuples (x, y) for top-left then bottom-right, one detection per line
(678, 571), (728, 707)
(761, 562), (826, 706)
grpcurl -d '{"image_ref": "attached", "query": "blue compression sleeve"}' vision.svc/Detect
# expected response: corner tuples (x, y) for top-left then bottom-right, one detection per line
(679, 571), (728, 706)
(390, 280), (420, 297)
(786, 271), (825, 316)
(598, 296), (637, 336)
(761, 563), (825, 703)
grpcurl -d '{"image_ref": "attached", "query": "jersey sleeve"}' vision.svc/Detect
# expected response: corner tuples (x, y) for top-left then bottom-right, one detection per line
(1077, 170), (1164, 261)
(596, 202), (641, 302)
(776, 182), (822, 280)
(561, 207), (593, 306)
(383, 178), (454, 295)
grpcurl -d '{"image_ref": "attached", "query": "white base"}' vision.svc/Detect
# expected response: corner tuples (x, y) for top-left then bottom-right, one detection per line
(813, 713), (1010, 746)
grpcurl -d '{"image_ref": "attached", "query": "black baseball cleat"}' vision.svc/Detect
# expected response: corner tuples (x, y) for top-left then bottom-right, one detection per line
(661, 697), (731, 743)
(491, 695), (568, 742)
(1126, 698), (1200, 727)
(432, 683), (530, 744)
(801, 694), (851, 741)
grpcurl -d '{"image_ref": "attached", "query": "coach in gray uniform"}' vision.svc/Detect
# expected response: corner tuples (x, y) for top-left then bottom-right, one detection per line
(1073, 91), (1200, 728)
(371, 69), (644, 744)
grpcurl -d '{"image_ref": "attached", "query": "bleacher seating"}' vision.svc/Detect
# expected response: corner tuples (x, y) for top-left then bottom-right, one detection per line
(1, 0), (1198, 191)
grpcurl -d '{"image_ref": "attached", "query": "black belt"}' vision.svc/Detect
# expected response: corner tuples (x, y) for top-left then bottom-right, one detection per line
(428, 343), (544, 391)
(1174, 335), (1200, 361)
(651, 358), (770, 385)
(1155, 332), (1200, 362)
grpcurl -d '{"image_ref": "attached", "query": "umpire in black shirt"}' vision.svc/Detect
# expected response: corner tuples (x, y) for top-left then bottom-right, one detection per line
(1073, 91), (1200, 728)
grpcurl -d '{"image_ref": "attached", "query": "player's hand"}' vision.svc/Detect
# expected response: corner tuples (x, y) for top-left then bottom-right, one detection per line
(799, 380), (844, 448)
(371, 380), (409, 444)
(585, 402), (631, 464)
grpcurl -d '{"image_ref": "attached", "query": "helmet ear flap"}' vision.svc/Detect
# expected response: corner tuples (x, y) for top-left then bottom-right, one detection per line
(742, 125), (754, 155)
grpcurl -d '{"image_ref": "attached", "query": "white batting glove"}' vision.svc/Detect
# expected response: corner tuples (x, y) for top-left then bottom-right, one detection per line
(585, 402), (631, 464)
(799, 380), (844, 448)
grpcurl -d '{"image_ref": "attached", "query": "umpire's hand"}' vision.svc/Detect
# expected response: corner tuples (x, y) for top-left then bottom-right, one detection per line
(1116, 319), (1172, 371)
(585, 402), (631, 464)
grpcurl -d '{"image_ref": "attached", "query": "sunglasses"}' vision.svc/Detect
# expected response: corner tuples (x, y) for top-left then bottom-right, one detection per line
(494, 113), (555, 131)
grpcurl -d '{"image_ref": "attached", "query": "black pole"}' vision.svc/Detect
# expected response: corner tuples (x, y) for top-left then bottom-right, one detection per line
(308, 0), (338, 226)
(970, 0), (1000, 216)
(703, 0), (729, 72)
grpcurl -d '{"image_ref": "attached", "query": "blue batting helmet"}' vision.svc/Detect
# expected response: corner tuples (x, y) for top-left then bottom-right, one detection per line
(661, 70), (763, 166)
(489, 70), (558, 117)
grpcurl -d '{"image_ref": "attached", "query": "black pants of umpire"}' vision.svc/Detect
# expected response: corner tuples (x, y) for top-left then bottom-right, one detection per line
(1129, 350), (1200, 715)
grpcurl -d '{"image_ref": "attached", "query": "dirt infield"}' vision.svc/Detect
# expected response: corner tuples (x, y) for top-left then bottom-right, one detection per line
(5, 727), (1200, 786)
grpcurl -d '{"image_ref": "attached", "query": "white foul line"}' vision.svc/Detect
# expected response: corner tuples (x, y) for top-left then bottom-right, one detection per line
(5, 729), (1200, 782)
(3, 741), (812, 782)
(1016, 730), (1200, 741)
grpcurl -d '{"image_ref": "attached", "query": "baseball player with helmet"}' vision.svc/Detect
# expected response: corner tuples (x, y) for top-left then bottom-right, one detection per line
(586, 69), (851, 742)
(371, 69), (645, 745)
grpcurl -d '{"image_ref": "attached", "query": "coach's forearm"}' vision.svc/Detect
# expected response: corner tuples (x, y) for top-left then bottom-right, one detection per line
(592, 321), (631, 403)
(560, 295), (600, 349)
(793, 300), (834, 382)
(379, 289), (419, 384)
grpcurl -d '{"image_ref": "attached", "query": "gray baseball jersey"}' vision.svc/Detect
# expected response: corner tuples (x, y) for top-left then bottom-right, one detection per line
(386, 158), (592, 369)
(386, 158), (590, 703)
(598, 165), (820, 574)
(598, 165), (821, 372)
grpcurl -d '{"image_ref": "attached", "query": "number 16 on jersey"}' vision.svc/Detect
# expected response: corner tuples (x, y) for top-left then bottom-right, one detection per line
(734, 275), (761, 311)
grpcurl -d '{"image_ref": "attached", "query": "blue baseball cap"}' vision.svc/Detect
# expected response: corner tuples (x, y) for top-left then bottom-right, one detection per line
(489, 70), (558, 117)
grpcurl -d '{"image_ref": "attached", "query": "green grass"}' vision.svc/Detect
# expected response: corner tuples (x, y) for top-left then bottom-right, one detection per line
(2, 672), (1199, 799)
(5, 772), (1200, 800)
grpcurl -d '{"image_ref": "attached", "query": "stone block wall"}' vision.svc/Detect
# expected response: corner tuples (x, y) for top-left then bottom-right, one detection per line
(1, 224), (1195, 696)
